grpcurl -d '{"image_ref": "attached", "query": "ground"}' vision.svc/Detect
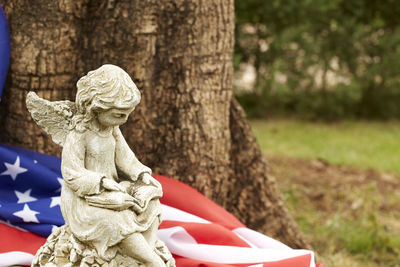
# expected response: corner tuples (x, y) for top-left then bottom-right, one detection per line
(268, 155), (400, 267)
(249, 119), (400, 266)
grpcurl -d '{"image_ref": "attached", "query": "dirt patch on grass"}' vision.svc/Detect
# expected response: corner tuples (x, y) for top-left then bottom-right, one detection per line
(266, 155), (400, 267)
(268, 155), (400, 213)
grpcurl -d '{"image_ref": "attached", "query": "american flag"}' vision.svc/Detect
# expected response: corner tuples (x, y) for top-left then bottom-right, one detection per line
(0, 144), (320, 267)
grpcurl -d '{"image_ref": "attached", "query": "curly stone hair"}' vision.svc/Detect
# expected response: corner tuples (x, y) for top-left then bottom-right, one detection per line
(71, 64), (141, 132)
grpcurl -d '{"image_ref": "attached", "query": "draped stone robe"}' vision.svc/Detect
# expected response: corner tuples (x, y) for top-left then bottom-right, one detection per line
(60, 127), (161, 260)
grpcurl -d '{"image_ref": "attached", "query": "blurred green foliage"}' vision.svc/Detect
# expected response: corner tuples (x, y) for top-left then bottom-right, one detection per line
(235, 0), (400, 119)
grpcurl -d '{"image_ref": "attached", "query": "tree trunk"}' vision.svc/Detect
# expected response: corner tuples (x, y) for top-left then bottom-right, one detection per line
(0, 0), (310, 249)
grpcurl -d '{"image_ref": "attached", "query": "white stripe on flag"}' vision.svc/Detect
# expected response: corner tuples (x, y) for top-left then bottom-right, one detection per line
(161, 204), (210, 223)
(0, 251), (33, 267)
(233, 227), (291, 250)
(158, 226), (315, 265)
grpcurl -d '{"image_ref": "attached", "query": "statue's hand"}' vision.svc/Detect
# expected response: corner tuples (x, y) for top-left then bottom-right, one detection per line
(141, 173), (161, 187)
(101, 178), (126, 192)
(142, 173), (151, 184)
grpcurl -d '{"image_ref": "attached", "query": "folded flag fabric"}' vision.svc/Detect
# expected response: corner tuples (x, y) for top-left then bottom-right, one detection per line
(0, 5), (10, 100)
(0, 144), (320, 267)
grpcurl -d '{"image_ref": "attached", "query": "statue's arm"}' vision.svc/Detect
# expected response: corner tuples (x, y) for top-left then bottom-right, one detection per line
(61, 131), (104, 197)
(113, 127), (152, 181)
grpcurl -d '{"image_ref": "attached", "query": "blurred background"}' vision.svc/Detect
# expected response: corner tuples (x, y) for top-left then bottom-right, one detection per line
(234, 0), (400, 266)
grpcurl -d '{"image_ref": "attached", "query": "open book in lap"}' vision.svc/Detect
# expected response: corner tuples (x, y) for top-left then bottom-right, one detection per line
(85, 180), (163, 213)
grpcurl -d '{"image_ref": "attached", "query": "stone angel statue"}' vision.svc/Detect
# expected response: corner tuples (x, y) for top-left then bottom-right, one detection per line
(26, 64), (175, 267)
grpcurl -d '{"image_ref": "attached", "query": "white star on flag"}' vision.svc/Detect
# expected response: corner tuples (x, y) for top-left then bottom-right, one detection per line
(13, 204), (40, 223)
(51, 225), (59, 233)
(14, 189), (37, 203)
(1, 156), (28, 180)
(50, 196), (60, 208)
(55, 177), (63, 192)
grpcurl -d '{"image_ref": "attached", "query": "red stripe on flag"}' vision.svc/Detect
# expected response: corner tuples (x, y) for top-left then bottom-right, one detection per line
(173, 253), (312, 267)
(0, 222), (45, 254)
(160, 221), (251, 247)
(155, 174), (245, 230)
(174, 255), (241, 267)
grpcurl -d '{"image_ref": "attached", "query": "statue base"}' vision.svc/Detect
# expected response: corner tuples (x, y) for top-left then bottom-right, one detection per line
(32, 225), (175, 267)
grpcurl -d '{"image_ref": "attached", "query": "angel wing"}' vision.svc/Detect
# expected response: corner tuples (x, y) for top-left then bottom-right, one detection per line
(26, 92), (76, 147)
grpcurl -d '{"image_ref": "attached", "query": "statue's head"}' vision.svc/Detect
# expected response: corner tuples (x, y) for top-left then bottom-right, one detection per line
(76, 64), (141, 114)
(73, 64), (141, 131)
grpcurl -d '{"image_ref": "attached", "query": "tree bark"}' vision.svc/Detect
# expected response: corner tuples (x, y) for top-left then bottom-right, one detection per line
(0, 0), (309, 249)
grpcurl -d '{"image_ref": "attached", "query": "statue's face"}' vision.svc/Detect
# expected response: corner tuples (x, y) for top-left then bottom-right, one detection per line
(96, 107), (134, 127)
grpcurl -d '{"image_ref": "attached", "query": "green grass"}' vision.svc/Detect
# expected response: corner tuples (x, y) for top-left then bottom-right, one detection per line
(250, 119), (400, 266)
(250, 119), (400, 175)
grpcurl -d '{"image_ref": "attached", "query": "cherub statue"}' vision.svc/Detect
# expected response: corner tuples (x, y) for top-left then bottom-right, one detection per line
(26, 64), (175, 267)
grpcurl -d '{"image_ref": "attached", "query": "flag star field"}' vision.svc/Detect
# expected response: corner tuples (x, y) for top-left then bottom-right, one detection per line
(0, 146), (65, 237)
